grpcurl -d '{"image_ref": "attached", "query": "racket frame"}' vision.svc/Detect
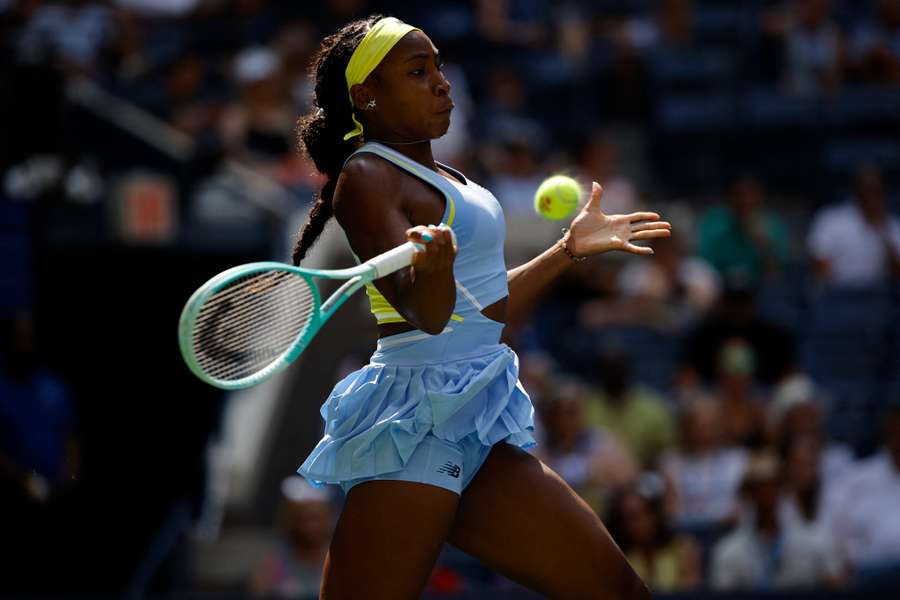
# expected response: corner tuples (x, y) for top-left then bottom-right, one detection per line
(179, 241), (419, 390)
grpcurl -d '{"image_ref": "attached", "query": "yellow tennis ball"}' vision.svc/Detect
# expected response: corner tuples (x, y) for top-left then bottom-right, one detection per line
(534, 175), (582, 221)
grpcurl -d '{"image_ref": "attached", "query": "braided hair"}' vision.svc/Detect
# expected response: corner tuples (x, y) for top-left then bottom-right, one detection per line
(291, 15), (382, 266)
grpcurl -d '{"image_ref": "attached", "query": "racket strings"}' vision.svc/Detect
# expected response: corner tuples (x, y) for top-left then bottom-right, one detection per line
(192, 270), (316, 382)
(195, 278), (315, 380)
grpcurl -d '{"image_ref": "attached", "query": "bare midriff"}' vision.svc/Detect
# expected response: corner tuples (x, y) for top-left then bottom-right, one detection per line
(377, 296), (508, 338)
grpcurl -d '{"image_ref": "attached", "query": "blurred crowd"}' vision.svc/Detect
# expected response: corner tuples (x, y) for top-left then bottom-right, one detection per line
(2, 0), (900, 598)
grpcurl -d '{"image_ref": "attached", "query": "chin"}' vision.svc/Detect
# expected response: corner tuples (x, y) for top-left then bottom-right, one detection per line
(432, 116), (452, 138)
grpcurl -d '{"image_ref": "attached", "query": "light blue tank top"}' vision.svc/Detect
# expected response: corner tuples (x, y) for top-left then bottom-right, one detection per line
(344, 141), (509, 325)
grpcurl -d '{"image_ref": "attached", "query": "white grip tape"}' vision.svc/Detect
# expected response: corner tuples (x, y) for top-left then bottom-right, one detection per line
(367, 241), (420, 278)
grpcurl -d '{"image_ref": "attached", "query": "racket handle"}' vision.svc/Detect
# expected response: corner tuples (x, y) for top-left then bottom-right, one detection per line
(366, 241), (423, 278)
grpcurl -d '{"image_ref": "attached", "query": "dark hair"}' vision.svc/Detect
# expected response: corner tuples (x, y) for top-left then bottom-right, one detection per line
(605, 477), (673, 553)
(290, 15), (383, 265)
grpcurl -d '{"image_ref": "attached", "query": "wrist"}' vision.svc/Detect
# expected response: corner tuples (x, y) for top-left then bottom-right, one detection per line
(558, 228), (587, 262)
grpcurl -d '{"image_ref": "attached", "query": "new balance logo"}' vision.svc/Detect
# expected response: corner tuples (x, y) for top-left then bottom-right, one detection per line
(437, 462), (461, 478)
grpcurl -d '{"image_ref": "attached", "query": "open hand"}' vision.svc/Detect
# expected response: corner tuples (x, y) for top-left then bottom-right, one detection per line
(565, 182), (671, 257)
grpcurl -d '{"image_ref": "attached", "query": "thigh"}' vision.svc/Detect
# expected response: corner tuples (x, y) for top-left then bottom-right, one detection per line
(321, 480), (459, 600)
(449, 443), (650, 600)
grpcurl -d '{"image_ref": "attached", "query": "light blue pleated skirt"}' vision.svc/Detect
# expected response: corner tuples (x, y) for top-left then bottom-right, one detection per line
(298, 317), (536, 488)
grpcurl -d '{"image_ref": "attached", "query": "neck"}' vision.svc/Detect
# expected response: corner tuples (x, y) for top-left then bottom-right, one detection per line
(363, 125), (436, 169)
(374, 139), (436, 169)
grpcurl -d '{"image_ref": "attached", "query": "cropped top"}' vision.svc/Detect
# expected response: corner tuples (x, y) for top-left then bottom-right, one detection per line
(343, 141), (509, 325)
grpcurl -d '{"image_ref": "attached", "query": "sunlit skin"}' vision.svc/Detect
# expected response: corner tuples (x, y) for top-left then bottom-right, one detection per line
(321, 26), (669, 600)
(342, 30), (671, 336)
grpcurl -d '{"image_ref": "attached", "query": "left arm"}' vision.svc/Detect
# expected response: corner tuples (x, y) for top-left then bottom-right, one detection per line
(506, 182), (671, 325)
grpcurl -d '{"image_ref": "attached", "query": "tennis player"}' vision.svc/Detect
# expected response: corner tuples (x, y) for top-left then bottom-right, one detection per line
(291, 15), (671, 599)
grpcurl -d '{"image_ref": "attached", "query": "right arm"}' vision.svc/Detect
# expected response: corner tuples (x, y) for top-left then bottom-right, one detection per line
(333, 156), (457, 335)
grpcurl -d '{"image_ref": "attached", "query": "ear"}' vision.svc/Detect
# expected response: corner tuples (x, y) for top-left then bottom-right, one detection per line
(349, 83), (374, 111)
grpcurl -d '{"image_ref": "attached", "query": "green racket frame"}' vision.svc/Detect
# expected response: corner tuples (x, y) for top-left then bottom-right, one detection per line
(178, 240), (420, 390)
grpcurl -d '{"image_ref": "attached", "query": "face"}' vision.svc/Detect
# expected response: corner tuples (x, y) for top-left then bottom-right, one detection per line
(783, 403), (822, 439)
(683, 402), (721, 452)
(856, 169), (886, 222)
(752, 478), (781, 513)
(621, 493), (659, 545)
(547, 394), (585, 443)
(729, 176), (762, 221)
(353, 30), (454, 142)
(785, 433), (820, 491)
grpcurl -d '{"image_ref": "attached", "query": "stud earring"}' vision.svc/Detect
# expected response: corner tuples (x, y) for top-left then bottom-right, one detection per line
(366, 99), (377, 110)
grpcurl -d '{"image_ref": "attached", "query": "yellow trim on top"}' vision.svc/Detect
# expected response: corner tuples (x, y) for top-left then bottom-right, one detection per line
(373, 150), (456, 226)
(446, 194), (456, 226)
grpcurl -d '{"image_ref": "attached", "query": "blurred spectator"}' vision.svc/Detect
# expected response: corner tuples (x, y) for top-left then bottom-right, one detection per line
(710, 452), (843, 590)
(605, 474), (702, 593)
(17, 0), (115, 72)
(848, 0), (900, 84)
(534, 377), (637, 513)
(763, 0), (846, 95)
(220, 45), (295, 166)
(828, 404), (900, 582)
(585, 351), (677, 469)
(768, 373), (855, 486)
(571, 132), (637, 220)
(714, 339), (768, 449)
(807, 164), (900, 288)
(273, 21), (318, 114)
(0, 313), (78, 504)
(517, 351), (558, 408)
(155, 51), (221, 138)
(487, 136), (547, 216)
(114, 0), (199, 18)
(249, 477), (335, 599)
(613, 0), (696, 53)
(662, 396), (748, 529)
(777, 429), (846, 590)
(479, 65), (548, 208)
(679, 285), (796, 389)
(698, 174), (789, 285)
(0, 313), (79, 591)
(618, 233), (721, 330)
(475, 0), (550, 49)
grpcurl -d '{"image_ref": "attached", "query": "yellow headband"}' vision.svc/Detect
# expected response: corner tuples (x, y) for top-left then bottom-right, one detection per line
(343, 17), (420, 141)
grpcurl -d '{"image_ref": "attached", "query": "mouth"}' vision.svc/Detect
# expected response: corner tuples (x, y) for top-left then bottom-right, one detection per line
(437, 103), (455, 114)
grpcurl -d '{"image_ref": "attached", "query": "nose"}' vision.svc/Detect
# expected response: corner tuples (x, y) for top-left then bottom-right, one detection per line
(434, 70), (451, 96)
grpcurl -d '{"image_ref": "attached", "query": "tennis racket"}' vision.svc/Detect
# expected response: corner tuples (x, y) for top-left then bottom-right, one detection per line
(178, 240), (422, 390)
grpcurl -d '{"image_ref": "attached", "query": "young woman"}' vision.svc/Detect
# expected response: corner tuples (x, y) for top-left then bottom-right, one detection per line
(291, 15), (671, 599)
(605, 477), (703, 594)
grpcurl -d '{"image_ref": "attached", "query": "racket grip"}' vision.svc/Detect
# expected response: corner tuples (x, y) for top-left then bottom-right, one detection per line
(367, 241), (423, 278)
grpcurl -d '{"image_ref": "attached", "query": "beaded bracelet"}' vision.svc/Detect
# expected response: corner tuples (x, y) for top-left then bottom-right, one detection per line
(559, 228), (587, 262)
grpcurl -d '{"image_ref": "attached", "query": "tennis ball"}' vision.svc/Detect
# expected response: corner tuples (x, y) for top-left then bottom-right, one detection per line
(534, 175), (582, 221)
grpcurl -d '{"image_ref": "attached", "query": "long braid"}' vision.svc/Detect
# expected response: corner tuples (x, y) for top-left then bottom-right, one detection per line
(291, 15), (382, 265)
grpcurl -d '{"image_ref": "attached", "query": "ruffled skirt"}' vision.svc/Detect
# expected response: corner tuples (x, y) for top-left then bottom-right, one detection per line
(298, 322), (535, 487)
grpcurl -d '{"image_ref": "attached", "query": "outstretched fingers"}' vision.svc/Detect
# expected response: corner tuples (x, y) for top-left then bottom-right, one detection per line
(624, 242), (655, 255)
(627, 211), (661, 222)
(630, 229), (671, 241)
(630, 220), (671, 232)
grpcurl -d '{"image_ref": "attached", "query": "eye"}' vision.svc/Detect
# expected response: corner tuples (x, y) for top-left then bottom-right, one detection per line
(410, 68), (424, 76)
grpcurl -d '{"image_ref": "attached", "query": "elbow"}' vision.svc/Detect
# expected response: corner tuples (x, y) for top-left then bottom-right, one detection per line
(408, 305), (452, 335)
(417, 316), (449, 336)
